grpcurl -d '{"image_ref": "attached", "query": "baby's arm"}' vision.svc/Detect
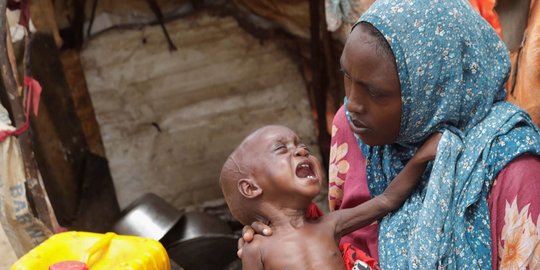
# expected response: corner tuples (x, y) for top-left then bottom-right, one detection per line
(333, 133), (441, 236)
(242, 240), (264, 270)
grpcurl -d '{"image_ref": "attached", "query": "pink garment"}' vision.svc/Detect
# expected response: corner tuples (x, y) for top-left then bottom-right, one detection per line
(329, 105), (540, 269)
(329, 106), (379, 258)
(488, 154), (540, 269)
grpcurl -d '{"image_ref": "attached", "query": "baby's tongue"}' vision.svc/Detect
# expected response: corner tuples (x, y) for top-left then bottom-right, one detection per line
(296, 166), (313, 178)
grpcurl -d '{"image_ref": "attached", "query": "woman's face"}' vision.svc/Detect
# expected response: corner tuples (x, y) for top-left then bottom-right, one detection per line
(340, 24), (402, 146)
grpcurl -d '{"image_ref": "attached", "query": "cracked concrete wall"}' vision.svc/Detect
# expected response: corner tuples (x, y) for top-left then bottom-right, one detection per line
(81, 12), (321, 210)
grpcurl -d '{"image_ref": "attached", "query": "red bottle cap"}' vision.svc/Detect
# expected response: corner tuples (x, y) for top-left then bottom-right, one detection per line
(49, 261), (89, 270)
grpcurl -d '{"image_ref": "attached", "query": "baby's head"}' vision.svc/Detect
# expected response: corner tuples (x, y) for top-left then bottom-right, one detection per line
(219, 125), (323, 225)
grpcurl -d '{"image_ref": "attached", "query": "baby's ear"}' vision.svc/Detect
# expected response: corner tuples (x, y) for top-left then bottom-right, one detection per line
(238, 178), (262, 199)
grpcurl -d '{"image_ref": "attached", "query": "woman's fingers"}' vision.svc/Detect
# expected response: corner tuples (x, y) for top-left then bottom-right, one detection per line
(237, 237), (245, 258)
(242, 225), (255, 242)
(237, 222), (272, 259)
(250, 221), (272, 236)
(238, 225), (253, 259)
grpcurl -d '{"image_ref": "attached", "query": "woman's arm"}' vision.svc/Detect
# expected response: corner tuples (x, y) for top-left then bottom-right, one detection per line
(241, 240), (264, 270)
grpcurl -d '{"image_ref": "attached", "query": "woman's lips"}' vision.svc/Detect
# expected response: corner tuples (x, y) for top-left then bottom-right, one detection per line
(350, 118), (371, 134)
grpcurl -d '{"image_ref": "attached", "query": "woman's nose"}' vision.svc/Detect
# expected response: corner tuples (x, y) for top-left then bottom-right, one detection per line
(294, 147), (309, 157)
(346, 87), (366, 114)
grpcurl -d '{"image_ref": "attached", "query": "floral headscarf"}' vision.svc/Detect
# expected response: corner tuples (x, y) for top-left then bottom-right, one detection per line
(345, 0), (540, 268)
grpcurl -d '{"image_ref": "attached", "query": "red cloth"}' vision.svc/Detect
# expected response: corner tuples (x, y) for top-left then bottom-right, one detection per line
(0, 76), (42, 142)
(18, 0), (30, 29)
(341, 243), (380, 270)
(6, 0), (30, 29)
(304, 202), (380, 269)
(468, 0), (503, 38)
(305, 202), (324, 219)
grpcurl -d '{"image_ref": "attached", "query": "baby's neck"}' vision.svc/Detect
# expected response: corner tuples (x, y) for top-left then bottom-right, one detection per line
(259, 206), (309, 232)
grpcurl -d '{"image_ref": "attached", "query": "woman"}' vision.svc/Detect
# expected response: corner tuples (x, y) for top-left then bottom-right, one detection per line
(242, 0), (540, 269)
(333, 0), (540, 268)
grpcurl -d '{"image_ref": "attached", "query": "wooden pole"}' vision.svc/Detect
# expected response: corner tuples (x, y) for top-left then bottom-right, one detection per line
(309, 0), (330, 169)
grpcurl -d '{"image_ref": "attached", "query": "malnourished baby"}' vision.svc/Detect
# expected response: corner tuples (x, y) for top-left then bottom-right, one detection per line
(220, 125), (439, 269)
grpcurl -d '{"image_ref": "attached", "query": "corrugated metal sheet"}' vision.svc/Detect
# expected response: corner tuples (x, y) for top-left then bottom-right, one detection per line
(82, 13), (320, 209)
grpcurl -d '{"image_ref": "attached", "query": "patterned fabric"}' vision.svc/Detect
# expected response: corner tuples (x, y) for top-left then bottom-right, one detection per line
(488, 155), (540, 269)
(344, 0), (540, 269)
(328, 124), (351, 211)
(329, 115), (380, 258)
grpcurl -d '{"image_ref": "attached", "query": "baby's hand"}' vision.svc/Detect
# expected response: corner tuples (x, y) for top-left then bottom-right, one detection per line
(412, 133), (442, 164)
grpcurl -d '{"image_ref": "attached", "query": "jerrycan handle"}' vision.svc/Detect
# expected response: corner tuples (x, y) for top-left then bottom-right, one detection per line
(81, 232), (116, 267)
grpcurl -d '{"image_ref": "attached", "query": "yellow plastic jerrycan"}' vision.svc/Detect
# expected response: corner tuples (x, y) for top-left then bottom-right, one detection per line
(11, 231), (170, 270)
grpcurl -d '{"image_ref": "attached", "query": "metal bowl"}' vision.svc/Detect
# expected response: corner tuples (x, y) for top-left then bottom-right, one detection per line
(162, 212), (238, 270)
(167, 235), (238, 270)
(112, 193), (182, 241)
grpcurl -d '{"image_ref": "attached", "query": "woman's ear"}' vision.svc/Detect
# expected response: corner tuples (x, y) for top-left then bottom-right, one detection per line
(238, 178), (262, 199)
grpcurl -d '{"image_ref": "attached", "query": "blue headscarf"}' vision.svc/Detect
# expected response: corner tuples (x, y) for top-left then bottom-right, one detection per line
(344, 0), (540, 269)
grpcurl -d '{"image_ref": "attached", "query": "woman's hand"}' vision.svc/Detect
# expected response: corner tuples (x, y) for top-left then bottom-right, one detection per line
(237, 221), (272, 258)
(412, 133), (442, 164)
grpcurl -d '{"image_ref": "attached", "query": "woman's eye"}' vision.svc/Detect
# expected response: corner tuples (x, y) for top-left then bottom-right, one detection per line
(274, 145), (286, 152)
(366, 87), (381, 98)
(340, 67), (350, 78)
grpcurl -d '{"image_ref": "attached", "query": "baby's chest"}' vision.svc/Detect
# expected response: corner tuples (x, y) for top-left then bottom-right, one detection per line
(261, 231), (344, 270)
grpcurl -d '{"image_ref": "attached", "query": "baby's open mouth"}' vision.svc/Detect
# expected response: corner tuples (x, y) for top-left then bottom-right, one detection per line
(296, 162), (316, 179)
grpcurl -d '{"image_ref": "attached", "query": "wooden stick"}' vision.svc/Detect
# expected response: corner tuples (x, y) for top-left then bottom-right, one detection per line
(146, 0), (177, 51)
(309, 0), (330, 168)
(5, 19), (22, 96)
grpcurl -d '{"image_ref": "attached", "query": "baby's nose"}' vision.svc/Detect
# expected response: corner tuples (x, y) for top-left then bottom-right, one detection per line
(295, 147), (309, 157)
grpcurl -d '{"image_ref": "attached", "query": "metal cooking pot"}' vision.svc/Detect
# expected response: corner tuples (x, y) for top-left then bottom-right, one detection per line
(112, 193), (183, 241)
(162, 212), (239, 270)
